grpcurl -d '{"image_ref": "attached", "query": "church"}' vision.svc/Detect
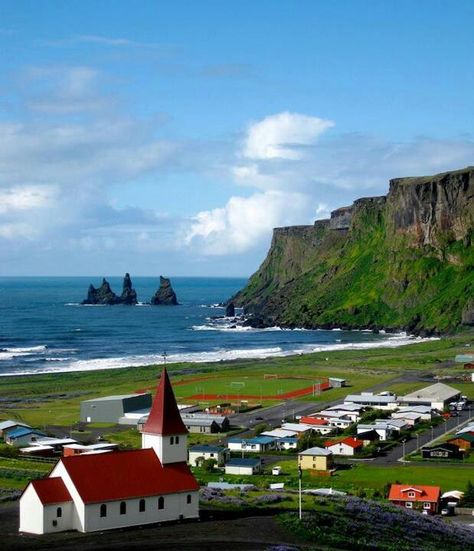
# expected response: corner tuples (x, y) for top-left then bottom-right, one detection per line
(19, 368), (199, 534)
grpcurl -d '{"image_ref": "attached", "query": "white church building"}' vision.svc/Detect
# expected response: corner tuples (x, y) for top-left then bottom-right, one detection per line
(19, 368), (199, 534)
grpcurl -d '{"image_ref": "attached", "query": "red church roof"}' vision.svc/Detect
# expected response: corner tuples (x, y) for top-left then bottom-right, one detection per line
(388, 484), (440, 503)
(143, 367), (188, 436)
(29, 477), (72, 505)
(59, 449), (199, 504)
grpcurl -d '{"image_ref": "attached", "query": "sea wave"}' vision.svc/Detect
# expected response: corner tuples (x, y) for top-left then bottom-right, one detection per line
(191, 323), (309, 332)
(0, 335), (439, 376)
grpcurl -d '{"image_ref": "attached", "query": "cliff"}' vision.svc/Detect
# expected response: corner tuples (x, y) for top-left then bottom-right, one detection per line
(150, 276), (179, 305)
(232, 167), (474, 333)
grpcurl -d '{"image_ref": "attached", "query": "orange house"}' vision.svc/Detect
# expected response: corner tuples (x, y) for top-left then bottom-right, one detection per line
(388, 484), (440, 514)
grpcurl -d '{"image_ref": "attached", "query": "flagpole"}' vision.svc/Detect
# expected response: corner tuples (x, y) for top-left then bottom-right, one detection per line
(298, 465), (302, 520)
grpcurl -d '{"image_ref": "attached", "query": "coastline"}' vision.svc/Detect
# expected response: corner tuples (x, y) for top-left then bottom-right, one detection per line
(0, 331), (439, 377)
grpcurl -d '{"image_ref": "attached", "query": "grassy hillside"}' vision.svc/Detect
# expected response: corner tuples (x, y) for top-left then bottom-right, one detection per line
(234, 168), (474, 333)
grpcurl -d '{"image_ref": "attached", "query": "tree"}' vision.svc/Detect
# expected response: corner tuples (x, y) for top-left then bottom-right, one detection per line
(462, 480), (474, 506)
(254, 422), (268, 435)
(202, 458), (217, 472)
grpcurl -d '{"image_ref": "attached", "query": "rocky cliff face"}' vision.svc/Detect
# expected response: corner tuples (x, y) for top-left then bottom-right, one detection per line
(232, 167), (474, 333)
(82, 274), (137, 305)
(151, 276), (178, 305)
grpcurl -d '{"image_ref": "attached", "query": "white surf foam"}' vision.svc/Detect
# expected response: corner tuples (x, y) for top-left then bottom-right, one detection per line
(0, 335), (439, 376)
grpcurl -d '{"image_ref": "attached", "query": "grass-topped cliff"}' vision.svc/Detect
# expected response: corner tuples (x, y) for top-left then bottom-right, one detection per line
(232, 167), (474, 334)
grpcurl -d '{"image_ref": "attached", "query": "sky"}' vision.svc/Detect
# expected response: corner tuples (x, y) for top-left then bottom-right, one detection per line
(1, 0), (473, 277)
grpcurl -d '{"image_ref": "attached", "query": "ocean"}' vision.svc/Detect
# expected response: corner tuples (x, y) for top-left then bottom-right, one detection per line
(0, 277), (434, 376)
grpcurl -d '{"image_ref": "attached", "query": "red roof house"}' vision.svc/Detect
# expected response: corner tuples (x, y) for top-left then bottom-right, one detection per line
(300, 416), (328, 426)
(324, 437), (364, 456)
(388, 484), (441, 514)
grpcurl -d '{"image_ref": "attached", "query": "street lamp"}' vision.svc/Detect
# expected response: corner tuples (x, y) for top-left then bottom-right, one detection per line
(402, 439), (406, 464)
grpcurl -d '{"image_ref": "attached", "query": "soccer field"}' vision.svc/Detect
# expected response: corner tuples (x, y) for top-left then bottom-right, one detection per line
(173, 373), (327, 402)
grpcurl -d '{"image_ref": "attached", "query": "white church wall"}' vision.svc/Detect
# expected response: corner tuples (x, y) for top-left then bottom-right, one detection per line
(42, 502), (73, 533)
(50, 462), (86, 532)
(84, 491), (199, 532)
(19, 485), (44, 534)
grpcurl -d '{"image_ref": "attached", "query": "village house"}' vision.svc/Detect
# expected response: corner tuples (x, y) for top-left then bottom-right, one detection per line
(390, 411), (422, 427)
(394, 405), (435, 421)
(421, 443), (463, 460)
(324, 437), (364, 456)
(298, 447), (334, 472)
(181, 414), (229, 433)
(225, 457), (261, 475)
(188, 444), (229, 467)
(0, 419), (30, 437)
(448, 432), (474, 452)
(296, 418), (332, 435)
(313, 410), (354, 429)
(388, 484), (441, 514)
(227, 436), (276, 453)
(275, 436), (299, 450)
(356, 422), (393, 441)
(5, 426), (47, 447)
(19, 368), (199, 534)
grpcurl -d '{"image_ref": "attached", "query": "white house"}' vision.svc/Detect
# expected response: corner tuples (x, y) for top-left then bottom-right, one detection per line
(188, 445), (229, 467)
(324, 437), (364, 456)
(275, 437), (298, 450)
(357, 422), (393, 441)
(399, 383), (461, 411)
(227, 436), (276, 453)
(225, 458), (261, 475)
(391, 411), (422, 427)
(19, 368), (199, 535)
(395, 405), (434, 421)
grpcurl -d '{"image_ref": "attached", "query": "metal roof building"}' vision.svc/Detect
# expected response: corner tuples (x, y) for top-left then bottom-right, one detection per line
(80, 393), (152, 423)
(399, 383), (461, 410)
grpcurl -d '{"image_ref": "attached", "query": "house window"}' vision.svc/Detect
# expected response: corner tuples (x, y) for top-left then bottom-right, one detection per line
(170, 436), (174, 445)
(139, 499), (146, 512)
(120, 501), (126, 515)
(405, 502), (413, 509)
(187, 494), (192, 504)
(176, 436), (180, 444)
(100, 504), (107, 517)
(56, 507), (62, 518)
(423, 502), (431, 509)
(408, 492), (415, 498)
(158, 496), (164, 510)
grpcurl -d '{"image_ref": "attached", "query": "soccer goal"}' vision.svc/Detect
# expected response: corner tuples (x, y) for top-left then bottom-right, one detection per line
(230, 381), (246, 389)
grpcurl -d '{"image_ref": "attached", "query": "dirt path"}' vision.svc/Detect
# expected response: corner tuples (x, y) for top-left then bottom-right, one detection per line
(2, 502), (312, 551)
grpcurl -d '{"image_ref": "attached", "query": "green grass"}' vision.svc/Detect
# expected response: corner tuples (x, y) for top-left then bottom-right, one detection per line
(0, 331), (472, 430)
(194, 458), (474, 497)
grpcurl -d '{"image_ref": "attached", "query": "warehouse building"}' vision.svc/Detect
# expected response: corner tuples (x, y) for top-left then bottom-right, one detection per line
(399, 383), (461, 411)
(80, 393), (152, 423)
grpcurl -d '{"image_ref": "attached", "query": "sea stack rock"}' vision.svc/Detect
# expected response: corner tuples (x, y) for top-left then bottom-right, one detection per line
(151, 276), (178, 305)
(81, 278), (121, 305)
(120, 273), (138, 305)
(225, 302), (235, 317)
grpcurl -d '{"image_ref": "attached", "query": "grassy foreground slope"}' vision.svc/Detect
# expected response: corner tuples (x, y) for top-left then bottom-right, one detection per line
(234, 167), (474, 333)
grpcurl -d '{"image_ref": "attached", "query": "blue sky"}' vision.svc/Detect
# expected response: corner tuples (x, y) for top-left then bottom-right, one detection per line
(1, 0), (473, 276)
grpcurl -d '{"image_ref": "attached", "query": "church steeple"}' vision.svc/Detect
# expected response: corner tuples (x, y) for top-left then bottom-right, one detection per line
(141, 367), (188, 464)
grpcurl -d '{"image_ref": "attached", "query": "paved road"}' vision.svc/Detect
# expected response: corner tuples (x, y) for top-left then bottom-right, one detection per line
(372, 408), (474, 465)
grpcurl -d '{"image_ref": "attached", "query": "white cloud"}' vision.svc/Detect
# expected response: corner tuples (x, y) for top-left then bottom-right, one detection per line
(0, 185), (58, 214)
(185, 190), (317, 255)
(243, 111), (335, 160)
